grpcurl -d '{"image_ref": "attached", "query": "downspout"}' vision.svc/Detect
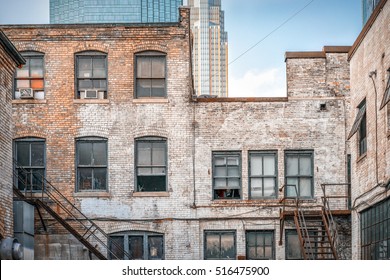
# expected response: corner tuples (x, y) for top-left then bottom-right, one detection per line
(369, 70), (379, 185)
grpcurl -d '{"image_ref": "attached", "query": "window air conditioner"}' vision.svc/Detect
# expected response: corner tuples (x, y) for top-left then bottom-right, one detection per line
(19, 88), (34, 99)
(81, 89), (105, 99)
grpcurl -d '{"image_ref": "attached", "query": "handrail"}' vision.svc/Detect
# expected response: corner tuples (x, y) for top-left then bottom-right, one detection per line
(13, 159), (130, 260)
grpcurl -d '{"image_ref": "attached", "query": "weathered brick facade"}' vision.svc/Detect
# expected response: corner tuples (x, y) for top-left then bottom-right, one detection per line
(0, 31), (25, 240)
(348, 0), (390, 260)
(1, 7), (353, 260)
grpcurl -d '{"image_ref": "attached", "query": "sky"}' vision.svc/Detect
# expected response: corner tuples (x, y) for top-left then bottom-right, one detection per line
(0, 0), (362, 97)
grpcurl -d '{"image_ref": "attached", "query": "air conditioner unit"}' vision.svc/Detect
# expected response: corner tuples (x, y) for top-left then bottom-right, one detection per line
(19, 88), (34, 99)
(80, 90), (105, 99)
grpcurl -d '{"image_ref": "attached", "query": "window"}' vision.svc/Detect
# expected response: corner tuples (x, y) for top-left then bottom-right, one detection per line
(348, 99), (367, 156)
(212, 152), (241, 199)
(204, 231), (236, 260)
(75, 51), (107, 99)
(361, 197), (390, 260)
(14, 138), (45, 191)
(14, 52), (44, 99)
(249, 152), (277, 199)
(285, 151), (314, 198)
(246, 231), (275, 260)
(108, 232), (164, 260)
(76, 137), (107, 191)
(285, 230), (303, 260)
(135, 51), (166, 98)
(135, 137), (167, 192)
(379, 68), (390, 109)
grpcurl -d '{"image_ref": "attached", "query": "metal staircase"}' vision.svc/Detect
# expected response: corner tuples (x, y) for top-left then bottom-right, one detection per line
(279, 184), (349, 260)
(13, 160), (130, 260)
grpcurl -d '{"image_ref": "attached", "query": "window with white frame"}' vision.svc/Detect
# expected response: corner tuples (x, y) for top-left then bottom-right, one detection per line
(285, 151), (314, 198)
(135, 137), (167, 192)
(249, 151), (277, 199)
(109, 232), (164, 260)
(76, 137), (107, 191)
(14, 52), (44, 99)
(212, 152), (241, 199)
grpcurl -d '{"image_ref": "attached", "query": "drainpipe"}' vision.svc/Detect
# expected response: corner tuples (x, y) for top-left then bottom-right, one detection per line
(369, 70), (379, 185)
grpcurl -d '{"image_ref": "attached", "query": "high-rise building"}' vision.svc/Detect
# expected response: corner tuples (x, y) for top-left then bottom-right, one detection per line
(50, 0), (183, 24)
(188, 0), (228, 97)
(362, 0), (381, 25)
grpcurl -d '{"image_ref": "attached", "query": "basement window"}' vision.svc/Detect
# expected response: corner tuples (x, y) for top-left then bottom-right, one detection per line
(109, 232), (164, 260)
(14, 52), (45, 100)
(204, 231), (236, 260)
(212, 152), (241, 199)
(76, 137), (108, 191)
(246, 231), (275, 260)
(135, 137), (167, 192)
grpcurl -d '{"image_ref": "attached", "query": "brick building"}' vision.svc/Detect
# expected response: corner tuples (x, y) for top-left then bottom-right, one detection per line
(348, 0), (390, 260)
(0, 31), (25, 241)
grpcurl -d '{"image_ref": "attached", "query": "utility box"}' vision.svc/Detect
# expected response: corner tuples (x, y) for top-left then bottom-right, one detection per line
(13, 201), (34, 260)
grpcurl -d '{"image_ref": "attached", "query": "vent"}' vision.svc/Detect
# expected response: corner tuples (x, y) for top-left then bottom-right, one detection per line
(80, 90), (105, 99)
(19, 88), (33, 99)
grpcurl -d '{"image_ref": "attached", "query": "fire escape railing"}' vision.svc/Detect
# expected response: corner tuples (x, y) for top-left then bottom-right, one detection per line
(13, 159), (130, 260)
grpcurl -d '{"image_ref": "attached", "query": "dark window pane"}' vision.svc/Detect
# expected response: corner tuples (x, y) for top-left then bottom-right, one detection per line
(30, 58), (44, 77)
(17, 168), (29, 190)
(151, 79), (165, 97)
(31, 169), (45, 191)
(137, 176), (166, 192)
(17, 143), (30, 166)
(78, 142), (92, 165)
(93, 168), (107, 190)
(148, 236), (163, 260)
(78, 80), (93, 90)
(93, 58), (106, 78)
(109, 236), (124, 260)
(78, 57), (92, 78)
(286, 232), (303, 259)
(220, 233), (235, 259)
(78, 168), (92, 190)
(152, 142), (165, 166)
(129, 236), (144, 260)
(31, 143), (44, 166)
(205, 234), (220, 259)
(92, 79), (107, 89)
(93, 142), (107, 165)
(137, 80), (151, 98)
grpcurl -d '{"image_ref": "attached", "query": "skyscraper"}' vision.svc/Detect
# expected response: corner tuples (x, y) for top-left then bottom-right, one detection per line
(50, 0), (183, 24)
(362, 0), (381, 25)
(188, 0), (228, 97)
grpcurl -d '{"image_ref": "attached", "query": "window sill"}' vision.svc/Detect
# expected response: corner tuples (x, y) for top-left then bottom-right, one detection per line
(133, 98), (168, 104)
(132, 192), (170, 197)
(73, 191), (110, 198)
(12, 99), (47, 104)
(356, 153), (367, 163)
(73, 99), (110, 104)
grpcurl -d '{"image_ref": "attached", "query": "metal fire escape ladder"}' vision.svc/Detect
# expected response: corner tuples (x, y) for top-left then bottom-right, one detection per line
(13, 160), (130, 260)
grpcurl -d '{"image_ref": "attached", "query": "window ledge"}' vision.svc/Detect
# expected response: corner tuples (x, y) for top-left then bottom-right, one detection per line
(132, 192), (170, 197)
(12, 99), (47, 104)
(73, 192), (110, 198)
(133, 98), (169, 104)
(73, 99), (110, 104)
(356, 153), (367, 163)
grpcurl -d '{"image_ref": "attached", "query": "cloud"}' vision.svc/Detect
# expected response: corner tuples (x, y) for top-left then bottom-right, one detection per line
(229, 68), (286, 97)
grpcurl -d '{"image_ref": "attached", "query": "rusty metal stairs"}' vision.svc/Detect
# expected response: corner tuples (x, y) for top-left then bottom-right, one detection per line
(294, 209), (338, 260)
(13, 161), (129, 260)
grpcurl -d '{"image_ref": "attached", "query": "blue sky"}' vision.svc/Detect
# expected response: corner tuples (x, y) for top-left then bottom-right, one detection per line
(0, 0), (362, 97)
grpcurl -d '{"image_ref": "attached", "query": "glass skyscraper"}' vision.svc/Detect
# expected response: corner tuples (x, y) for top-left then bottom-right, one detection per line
(50, 0), (183, 24)
(362, 0), (381, 25)
(188, 0), (228, 97)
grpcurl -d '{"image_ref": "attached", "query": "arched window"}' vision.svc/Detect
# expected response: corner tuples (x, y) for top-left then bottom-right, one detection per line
(76, 137), (108, 191)
(14, 51), (45, 100)
(75, 51), (107, 99)
(14, 137), (45, 191)
(135, 136), (167, 192)
(135, 51), (166, 98)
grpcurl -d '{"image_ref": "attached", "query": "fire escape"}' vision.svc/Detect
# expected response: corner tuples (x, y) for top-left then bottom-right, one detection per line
(13, 160), (130, 260)
(279, 184), (351, 260)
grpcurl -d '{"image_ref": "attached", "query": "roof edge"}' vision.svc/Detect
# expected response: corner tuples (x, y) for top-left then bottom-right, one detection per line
(285, 46), (351, 62)
(0, 30), (25, 67)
